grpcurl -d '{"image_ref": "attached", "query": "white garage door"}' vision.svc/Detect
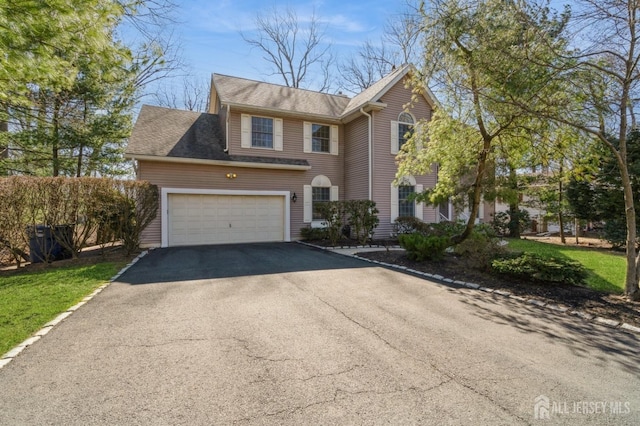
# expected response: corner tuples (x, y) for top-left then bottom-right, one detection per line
(168, 194), (285, 246)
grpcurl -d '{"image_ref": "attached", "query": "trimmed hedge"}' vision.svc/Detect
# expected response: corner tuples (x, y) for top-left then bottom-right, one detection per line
(0, 176), (158, 265)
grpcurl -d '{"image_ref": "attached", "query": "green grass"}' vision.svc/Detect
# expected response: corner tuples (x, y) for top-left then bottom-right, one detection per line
(0, 262), (124, 356)
(507, 238), (626, 293)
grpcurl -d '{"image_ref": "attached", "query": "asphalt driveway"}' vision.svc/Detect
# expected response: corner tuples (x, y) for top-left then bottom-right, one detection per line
(0, 242), (639, 425)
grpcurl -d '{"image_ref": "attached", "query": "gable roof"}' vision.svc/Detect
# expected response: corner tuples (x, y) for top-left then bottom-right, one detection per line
(212, 64), (436, 122)
(125, 105), (309, 169)
(212, 74), (350, 120)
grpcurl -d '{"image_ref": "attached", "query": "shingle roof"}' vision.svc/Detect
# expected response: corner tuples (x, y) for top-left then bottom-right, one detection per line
(342, 64), (412, 116)
(127, 66), (435, 164)
(212, 74), (350, 118)
(126, 105), (227, 160)
(126, 105), (309, 167)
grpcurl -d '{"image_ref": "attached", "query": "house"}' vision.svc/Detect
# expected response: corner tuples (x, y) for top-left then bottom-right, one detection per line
(125, 64), (444, 248)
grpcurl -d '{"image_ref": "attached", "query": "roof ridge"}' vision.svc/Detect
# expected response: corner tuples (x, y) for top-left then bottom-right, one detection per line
(212, 73), (350, 99)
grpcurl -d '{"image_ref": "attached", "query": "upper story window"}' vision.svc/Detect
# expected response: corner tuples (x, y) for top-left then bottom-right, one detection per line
(312, 124), (330, 153)
(241, 114), (283, 151)
(303, 122), (338, 155)
(398, 112), (415, 150)
(251, 116), (273, 148)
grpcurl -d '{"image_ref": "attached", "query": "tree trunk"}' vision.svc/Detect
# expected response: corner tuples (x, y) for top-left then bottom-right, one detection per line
(453, 141), (491, 244)
(508, 166), (520, 238)
(621, 164), (640, 300)
(0, 119), (7, 160)
(558, 162), (566, 244)
(52, 98), (60, 177)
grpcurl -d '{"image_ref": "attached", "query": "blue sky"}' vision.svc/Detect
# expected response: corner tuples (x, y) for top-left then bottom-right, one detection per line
(175, 0), (393, 81)
(124, 0), (406, 102)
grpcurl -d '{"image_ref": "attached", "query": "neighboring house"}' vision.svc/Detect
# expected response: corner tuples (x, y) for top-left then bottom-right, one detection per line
(126, 64), (441, 247)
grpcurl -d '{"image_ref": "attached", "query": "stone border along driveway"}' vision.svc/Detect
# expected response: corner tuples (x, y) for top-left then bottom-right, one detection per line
(0, 250), (150, 371)
(2, 242), (639, 372)
(299, 241), (640, 336)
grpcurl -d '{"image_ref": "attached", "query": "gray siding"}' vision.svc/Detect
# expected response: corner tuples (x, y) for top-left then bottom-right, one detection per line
(344, 114), (370, 201)
(372, 76), (437, 237)
(137, 159), (343, 246)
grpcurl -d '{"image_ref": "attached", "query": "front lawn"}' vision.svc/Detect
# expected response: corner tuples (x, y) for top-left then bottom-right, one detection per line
(0, 262), (124, 356)
(507, 238), (626, 294)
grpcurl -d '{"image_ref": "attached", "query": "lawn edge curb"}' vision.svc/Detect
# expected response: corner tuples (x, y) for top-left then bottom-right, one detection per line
(0, 250), (149, 371)
(297, 241), (640, 336)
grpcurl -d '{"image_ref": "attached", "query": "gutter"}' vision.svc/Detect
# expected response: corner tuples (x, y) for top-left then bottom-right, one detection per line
(360, 108), (373, 200)
(124, 154), (311, 171)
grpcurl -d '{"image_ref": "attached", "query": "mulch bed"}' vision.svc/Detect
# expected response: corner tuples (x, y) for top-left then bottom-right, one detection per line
(356, 249), (640, 328)
(308, 237), (640, 328)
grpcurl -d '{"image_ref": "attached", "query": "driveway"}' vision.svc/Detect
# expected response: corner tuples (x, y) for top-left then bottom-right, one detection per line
(0, 243), (638, 425)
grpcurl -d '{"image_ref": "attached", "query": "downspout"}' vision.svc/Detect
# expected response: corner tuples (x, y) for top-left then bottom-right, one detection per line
(224, 104), (230, 153)
(360, 108), (373, 200)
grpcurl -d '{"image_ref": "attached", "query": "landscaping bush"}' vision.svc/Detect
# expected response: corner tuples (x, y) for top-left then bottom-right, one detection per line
(393, 216), (429, 235)
(454, 228), (506, 270)
(491, 252), (587, 285)
(345, 200), (380, 244)
(300, 226), (328, 241)
(399, 233), (450, 261)
(315, 201), (345, 246)
(491, 209), (531, 237)
(602, 218), (630, 250)
(425, 220), (466, 238)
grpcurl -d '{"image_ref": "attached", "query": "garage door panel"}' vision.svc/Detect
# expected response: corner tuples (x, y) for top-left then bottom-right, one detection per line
(168, 194), (285, 246)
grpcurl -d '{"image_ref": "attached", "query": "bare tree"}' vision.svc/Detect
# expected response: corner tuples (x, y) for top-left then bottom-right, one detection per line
(339, 41), (394, 93)
(339, 7), (423, 94)
(242, 7), (334, 91)
(153, 75), (210, 112)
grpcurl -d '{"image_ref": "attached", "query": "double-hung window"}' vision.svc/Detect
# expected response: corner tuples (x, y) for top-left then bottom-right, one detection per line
(251, 116), (273, 148)
(312, 187), (331, 220)
(398, 185), (415, 217)
(303, 122), (338, 155)
(398, 112), (414, 151)
(312, 124), (330, 153)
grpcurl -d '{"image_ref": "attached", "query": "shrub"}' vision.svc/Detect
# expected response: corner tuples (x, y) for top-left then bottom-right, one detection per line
(425, 221), (466, 238)
(399, 233), (450, 261)
(0, 176), (158, 263)
(393, 216), (429, 235)
(315, 201), (345, 246)
(602, 218), (629, 250)
(345, 200), (380, 244)
(300, 226), (328, 241)
(454, 229), (506, 270)
(491, 209), (531, 237)
(491, 253), (587, 285)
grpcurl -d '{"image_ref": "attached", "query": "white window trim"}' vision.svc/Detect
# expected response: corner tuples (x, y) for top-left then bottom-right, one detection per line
(241, 114), (283, 151)
(390, 176), (423, 223)
(304, 175), (339, 225)
(391, 112), (416, 155)
(303, 122), (338, 155)
(160, 188), (291, 248)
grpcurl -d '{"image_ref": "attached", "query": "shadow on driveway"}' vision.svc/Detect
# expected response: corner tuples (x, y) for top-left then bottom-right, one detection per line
(117, 242), (370, 285)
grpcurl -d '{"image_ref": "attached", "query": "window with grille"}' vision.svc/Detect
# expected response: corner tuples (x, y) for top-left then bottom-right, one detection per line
(398, 112), (414, 150)
(312, 187), (330, 220)
(398, 185), (415, 217)
(312, 124), (330, 153)
(251, 116), (273, 148)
